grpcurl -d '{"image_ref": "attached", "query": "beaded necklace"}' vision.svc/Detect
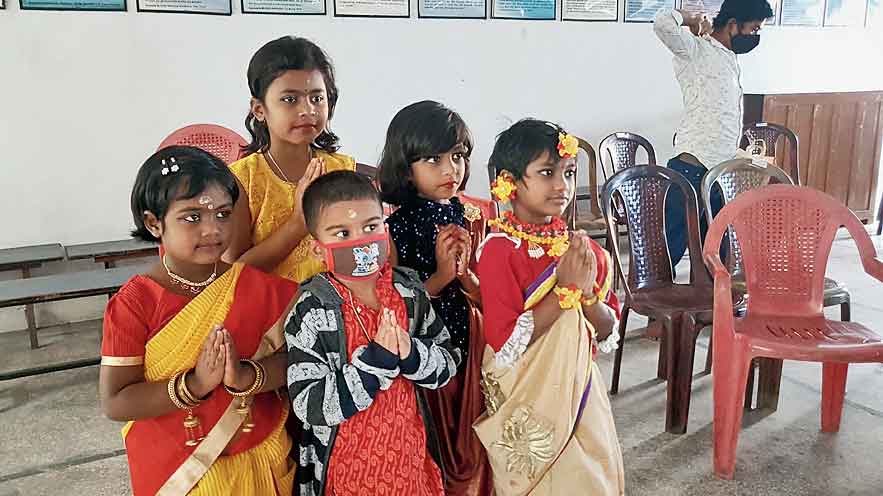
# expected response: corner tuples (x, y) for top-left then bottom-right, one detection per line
(488, 211), (570, 258)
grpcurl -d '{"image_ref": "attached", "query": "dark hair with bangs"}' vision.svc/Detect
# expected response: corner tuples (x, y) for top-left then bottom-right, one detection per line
(243, 36), (340, 155)
(130, 146), (239, 242)
(377, 100), (473, 206)
(302, 170), (382, 235)
(488, 119), (566, 181)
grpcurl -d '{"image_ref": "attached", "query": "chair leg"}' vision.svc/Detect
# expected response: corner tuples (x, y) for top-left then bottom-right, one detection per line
(704, 330), (713, 374)
(606, 233), (619, 292)
(22, 267), (39, 349)
(840, 301), (851, 322)
(757, 358), (784, 413)
(713, 353), (753, 480)
(743, 359), (757, 409)
(665, 314), (699, 434)
(656, 323), (667, 380)
(609, 306), (630, 395)
(821, 363), (849, 433)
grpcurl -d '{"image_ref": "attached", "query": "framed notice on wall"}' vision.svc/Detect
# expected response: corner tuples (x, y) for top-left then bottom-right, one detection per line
(624, 0), (675, 22)
(20, 0), (125, 10)
(138, 0), (231, 13)
(419, 0), (486, 18)
(823, 0), (868, 25)
(243, 0), (326, 14)
(334, 0), (409, 16)
(680, 0), (723, 15)
(681, 0), (781, 24)
(491, 0), (556, 20)
(779, 0), (822, 25)
(562, 0), (617, 21)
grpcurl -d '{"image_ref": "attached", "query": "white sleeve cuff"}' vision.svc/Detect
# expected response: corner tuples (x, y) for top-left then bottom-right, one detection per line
(597, 319), (621, 354)
(494, 311), (534, 369)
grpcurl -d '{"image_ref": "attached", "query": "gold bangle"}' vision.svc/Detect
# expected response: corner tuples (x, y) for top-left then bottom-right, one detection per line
(581, 293), (600, 306)
(224, 359), (264, 397)
(553, 285), (583, 310)
(176, 373), (200, 408)
(178, 371), (203, 406)
(168, 371), (190, 410)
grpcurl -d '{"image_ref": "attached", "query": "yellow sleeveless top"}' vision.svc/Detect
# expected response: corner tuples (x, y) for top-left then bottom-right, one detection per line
(230, 150), (356, 283)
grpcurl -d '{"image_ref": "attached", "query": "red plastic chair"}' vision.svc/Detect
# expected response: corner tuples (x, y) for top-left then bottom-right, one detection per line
(157, 124), (248, 165)
(703, 185), (883, 480)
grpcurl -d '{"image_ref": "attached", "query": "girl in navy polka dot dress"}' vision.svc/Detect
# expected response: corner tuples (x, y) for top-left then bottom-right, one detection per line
(378, 100), (492, 496)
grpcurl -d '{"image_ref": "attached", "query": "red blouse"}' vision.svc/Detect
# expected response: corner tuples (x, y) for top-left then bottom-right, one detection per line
(101, 265), (298, 456)
(326, 266), (444, 496)
(477, 234), (619, 354)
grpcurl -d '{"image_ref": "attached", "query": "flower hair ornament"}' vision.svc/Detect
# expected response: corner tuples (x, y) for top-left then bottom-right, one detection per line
(491, 174), (517, 203)
(557, 133), (579, 159)
(161, 157), (180, 176)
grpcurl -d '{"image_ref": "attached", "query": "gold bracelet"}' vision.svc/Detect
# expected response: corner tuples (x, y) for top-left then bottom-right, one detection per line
(553, 285), (583, 310)
(224, 359), (264, 397)
(581, 293), (600, 306)
(168, 370), (191, 410)
(178, 371), (203, 407)
(176, 373), (200, 408)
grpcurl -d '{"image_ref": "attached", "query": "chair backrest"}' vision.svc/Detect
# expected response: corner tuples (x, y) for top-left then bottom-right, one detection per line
(704, 185), (877, 318)
(601, 165), (708, 297)
(356, 162), (377, 179)
(157, 124), (248, 165)
(566, 137), (600, 229)
(740, 122), (800, 185)
(701, 159), (795, 274)
(358, 162), (396, 217)
(599, 132), (657, 181)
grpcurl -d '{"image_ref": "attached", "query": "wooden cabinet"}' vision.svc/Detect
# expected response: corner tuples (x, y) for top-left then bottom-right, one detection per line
(744, 91), (883, 222)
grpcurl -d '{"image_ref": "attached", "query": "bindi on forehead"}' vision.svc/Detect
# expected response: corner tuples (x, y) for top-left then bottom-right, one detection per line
(198, 195), (216, 210)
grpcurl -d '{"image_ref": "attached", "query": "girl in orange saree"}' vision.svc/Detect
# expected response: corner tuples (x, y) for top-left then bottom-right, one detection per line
(99, 146), (298, 495)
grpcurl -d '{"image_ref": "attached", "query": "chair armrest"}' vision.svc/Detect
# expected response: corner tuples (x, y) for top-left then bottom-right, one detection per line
(704, 252), (737, 342)
(863, 257), (883, 284)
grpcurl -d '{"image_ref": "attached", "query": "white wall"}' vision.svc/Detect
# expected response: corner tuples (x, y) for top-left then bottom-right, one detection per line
(0, 4), (881, 330)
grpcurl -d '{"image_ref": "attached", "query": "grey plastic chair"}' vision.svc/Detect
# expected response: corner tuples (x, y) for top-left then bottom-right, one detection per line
(702, 158), (851, 322)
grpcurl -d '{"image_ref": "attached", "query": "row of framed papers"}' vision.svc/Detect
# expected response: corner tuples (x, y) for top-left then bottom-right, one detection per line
(10, 0), (881, 26)
(7, 0), (656, 18)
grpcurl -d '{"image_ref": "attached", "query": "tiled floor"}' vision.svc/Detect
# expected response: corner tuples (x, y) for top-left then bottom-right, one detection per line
(1, 236), (882, 495)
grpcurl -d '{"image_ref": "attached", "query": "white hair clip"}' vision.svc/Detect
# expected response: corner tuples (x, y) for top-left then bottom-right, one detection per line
(160, 157), (180, 176)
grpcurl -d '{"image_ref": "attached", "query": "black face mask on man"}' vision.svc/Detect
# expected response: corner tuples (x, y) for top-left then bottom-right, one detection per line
(730, 24), (760, 54)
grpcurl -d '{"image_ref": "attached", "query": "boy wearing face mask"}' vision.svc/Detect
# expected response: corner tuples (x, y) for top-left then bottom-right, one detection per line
(284, 170), (459, 496)
(654, 0), (774, 269)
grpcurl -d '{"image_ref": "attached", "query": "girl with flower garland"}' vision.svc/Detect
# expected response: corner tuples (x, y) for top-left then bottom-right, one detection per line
(475, 119), (625, 496)
(378, 100), (491, 496)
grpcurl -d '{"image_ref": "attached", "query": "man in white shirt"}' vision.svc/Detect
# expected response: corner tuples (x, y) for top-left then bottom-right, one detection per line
(654, 0), (773, 268)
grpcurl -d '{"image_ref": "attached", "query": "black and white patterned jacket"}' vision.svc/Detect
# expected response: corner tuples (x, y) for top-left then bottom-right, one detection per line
(285, 267), (461, 496)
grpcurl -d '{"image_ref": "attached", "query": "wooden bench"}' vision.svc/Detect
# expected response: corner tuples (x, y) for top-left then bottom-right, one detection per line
(0, 243), (66, 273)
(66, 239), (159, 268)
(0, 264), (149, 352)
(0, 243), (68, 349)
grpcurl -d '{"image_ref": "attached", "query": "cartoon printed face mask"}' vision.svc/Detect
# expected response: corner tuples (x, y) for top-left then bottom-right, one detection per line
(318, 232), (390, 281)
